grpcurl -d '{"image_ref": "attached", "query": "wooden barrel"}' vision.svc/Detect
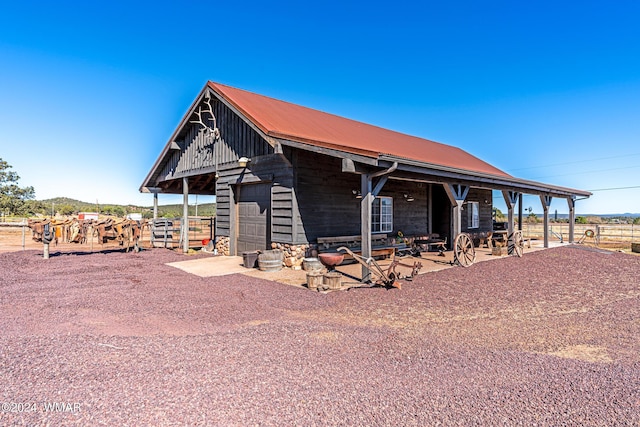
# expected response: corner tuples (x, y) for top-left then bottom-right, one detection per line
(258, 258), (283, 272)
(306, 271), (324, 290)
(323, 272), (342, 290)
(258, 250), (283, 272)
(303, 257), (323, 272)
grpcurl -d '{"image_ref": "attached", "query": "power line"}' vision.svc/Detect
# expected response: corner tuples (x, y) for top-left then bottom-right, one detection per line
(529, 164), (640, 180)
(588, 185), (640, 192)
(507, 152), (640, 173)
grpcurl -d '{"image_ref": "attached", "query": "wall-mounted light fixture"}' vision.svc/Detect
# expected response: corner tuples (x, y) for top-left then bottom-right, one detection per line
(403, 193), (415, 202)
(352, 189), (362, 199)
(238, 157), (251, 168)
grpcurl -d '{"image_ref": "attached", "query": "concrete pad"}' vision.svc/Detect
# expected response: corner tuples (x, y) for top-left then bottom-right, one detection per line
(167, 256), (249, 277)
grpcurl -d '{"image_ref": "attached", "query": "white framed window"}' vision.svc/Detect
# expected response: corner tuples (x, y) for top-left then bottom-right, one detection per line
(467, 201), (479, 229)
(372, 196), (393, 233)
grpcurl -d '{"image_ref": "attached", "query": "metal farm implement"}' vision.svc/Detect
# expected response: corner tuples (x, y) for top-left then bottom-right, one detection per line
(336, 246), (423, 289)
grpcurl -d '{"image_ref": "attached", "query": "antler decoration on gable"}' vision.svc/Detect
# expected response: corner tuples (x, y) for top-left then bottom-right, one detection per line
(190, 94), (221, 140)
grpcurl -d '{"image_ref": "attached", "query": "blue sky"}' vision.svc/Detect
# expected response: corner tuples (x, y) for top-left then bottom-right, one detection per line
(1, 1), (639, 214)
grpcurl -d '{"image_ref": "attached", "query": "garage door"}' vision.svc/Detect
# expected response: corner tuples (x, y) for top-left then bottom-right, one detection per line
(237, 183), (270, 253)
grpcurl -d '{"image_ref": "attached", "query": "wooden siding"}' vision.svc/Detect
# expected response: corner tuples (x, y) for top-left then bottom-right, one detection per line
(215, 185), (231, 237)
(461, 188), (493, 234)
(294, 152), (362, 241)
(214, 144), (493, 248)
(294, 151), (442, 243)
(215, 153), (294, 245)
(156, 96), (273, 187)
(377, 180), (430, 237)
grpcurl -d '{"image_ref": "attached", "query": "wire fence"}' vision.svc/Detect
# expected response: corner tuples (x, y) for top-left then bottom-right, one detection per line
(523, 223), (639, 246)
(0, 217), (28, 226)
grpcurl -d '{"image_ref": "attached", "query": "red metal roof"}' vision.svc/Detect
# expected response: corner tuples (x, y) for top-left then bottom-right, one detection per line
(208, 81), (511, 178)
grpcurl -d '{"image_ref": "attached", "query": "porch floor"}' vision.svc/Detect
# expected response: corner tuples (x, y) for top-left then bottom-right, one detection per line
(169, 239), (565, 289)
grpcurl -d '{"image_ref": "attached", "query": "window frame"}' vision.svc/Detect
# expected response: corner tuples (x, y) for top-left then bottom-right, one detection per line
(467, 201), (480, 229)
(372, 196), (393, 233)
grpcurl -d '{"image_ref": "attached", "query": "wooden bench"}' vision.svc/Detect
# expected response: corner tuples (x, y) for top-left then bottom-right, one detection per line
(412, 234), (447, 256)
(317, 234), (405, 261)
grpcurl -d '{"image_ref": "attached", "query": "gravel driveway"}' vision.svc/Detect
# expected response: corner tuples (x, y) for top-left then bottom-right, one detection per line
(0, 246), (638, 426)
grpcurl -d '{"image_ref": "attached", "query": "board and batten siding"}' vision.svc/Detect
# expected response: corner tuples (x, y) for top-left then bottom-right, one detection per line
(460, 188), (493, 234)
(293, 151), (440, 243)
(215, 153), (295, 243)
(294, 151), (362, 242)
(156, 95), (273, 185)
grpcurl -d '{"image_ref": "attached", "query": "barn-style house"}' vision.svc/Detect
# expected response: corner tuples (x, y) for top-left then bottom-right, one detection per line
(140, 81), (590, 265)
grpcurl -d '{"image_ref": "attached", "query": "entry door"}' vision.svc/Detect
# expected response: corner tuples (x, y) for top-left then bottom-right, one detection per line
(237, 183), (271, 253)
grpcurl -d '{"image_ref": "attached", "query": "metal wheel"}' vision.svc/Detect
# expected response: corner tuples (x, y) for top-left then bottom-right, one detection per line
(454, 233), (476, 267)
(386, 272), (396, 287)
(511, 230), (524, 257)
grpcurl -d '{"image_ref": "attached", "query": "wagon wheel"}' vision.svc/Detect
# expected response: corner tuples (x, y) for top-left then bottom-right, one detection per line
(454, 233), (476, 267)
(511, 230), (524, 257)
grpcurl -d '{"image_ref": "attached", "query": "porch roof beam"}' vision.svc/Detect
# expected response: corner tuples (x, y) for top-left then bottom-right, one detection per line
(382, 160), (591, 199)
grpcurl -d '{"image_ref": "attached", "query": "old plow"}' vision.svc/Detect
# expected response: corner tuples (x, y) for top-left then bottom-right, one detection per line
(336, 246), (422, 289)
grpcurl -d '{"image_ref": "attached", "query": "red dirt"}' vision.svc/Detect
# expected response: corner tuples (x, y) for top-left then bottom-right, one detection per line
(0, 245), (639, 425)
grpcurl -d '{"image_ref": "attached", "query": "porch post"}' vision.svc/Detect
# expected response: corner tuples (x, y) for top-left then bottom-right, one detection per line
(361, 174), (373, 280)
(153, 192), (158, 220)
(540, 195), (552, 248)
(502, 191), (519, 254)
(518, 193), (523, 231)
(567, 197), (576, 243)
(444, 184), (470, 245)
(182, 177), (189, 253)
(359, 162), (396, 282)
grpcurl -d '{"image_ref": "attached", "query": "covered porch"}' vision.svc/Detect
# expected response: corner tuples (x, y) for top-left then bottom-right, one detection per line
(338, 156), (591, 281)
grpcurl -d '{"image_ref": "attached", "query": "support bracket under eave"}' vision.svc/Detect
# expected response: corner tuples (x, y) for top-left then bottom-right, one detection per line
(443, 184), (469, 245)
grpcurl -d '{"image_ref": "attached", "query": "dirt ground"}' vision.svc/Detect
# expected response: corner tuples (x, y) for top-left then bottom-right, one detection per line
(0, 234), (639, 425)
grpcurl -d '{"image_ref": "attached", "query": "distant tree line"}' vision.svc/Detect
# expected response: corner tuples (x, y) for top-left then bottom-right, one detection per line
(0, 158), (216, 219)
(495, 207), (640, 225)
(0, 158), (35, 216)
(21, 199), (216, 219)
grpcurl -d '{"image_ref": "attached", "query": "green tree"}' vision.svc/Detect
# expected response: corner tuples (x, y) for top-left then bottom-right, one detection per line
(575, 216), (588, 224)
(112, 206), (125, 217)
(0, 158), (35, 216)
(492, 208), (506, 222)
(59, 204), (75, 216)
